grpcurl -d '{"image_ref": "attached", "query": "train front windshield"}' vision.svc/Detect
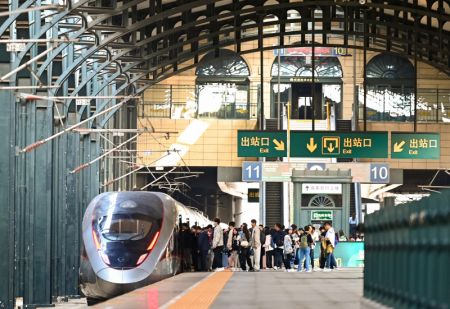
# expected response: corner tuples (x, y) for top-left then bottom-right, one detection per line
(90, 192), (164, 269)
(99, 214), (153, 241)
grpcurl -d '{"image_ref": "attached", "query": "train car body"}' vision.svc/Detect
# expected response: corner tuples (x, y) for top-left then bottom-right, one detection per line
(79, 191), (211, 304)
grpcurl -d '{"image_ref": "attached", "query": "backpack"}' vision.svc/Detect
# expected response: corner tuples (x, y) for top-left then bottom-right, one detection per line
(300, 234), (308, 249)
(284, 236), (293, 254)
(276, 233), (284, 247)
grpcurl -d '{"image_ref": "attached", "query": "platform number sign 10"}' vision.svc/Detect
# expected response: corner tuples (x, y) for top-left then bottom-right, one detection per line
(370, 163), (390, 184)
(242, 162), (263, 182)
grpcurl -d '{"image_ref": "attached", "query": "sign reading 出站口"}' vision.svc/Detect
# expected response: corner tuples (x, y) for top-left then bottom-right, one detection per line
(237, 130), (287, 157)
(391, 133), (440, 159)
(290, 131), (389, 158)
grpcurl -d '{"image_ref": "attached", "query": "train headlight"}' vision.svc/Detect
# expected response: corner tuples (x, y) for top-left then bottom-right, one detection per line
(136, 253), (148, 266)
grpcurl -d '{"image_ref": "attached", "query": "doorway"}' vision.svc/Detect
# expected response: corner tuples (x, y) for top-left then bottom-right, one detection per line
(291, 83), (323, 120)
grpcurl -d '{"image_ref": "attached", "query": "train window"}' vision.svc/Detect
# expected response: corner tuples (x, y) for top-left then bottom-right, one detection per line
(98, 215), (153, 241)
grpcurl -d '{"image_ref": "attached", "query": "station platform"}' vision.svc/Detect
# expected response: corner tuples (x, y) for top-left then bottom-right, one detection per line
(56, 268), (363, 309)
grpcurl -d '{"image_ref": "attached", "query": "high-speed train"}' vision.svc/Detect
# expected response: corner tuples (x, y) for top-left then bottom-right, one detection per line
(79, 191), (213, 304)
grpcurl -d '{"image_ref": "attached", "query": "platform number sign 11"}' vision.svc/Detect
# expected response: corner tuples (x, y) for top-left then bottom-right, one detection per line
(242, 162), (263, 182)
(370, 163), (390, 184)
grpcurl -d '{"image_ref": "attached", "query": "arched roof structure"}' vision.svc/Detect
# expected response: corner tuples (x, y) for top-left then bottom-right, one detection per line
(1, 0), (449, 122)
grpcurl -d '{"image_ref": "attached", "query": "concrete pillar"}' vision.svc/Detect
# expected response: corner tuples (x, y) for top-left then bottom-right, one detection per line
(234, 197), (243, 225)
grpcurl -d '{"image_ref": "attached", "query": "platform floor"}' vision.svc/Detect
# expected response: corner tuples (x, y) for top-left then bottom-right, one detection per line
(53, 268), (363, 309)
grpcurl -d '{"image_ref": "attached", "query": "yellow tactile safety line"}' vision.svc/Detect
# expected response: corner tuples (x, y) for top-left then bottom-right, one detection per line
(166, 271), (233, 309)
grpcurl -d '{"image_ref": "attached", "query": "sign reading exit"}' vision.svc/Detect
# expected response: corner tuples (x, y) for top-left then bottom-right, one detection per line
(238, 131), (287, 157)
(290, 131), (388, 158)
(237, 131), (439, 159)
(311, 210), (333, 221)
(391, 133), (440, 159)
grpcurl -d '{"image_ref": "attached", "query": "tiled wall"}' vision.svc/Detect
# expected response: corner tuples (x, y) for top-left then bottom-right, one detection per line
(139, 43), (450, 169)
(137, 119), (257, 167)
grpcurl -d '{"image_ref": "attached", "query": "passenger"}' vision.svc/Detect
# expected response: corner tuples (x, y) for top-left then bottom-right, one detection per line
(222, 226), (229, 269)
(349, 213), (358, 239)
(323, 221), (336, 272)
(272, 223), (284, 270)
(207, 225), (214, 271)
(197, 225), (212, 271)
(319, 226), (327, 270)
(212, 218), (224, 271)
(283, 228), (294, 272)
(259, 224), (265, 269)
(226, 222), (236, 269)
(263, 227), (273, 269)
(291, 225), (300, 267)
(310, 226), (318, 271)
(238, 223), (253, 271)
(228, 226), (239, 270)
(297, 225), (313, 272)
(192, 226), (200, 271)
(180, 223), (192, 272)
(250, 219), (261, 271)
(339, 229), (348, 241)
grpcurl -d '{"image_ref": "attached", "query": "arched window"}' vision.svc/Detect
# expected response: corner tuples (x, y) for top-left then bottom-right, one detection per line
(364, 53), (415, 122)
(196, 49), (249, 77)
(196, 50), (250, 119)
(271, 56), (343, 78)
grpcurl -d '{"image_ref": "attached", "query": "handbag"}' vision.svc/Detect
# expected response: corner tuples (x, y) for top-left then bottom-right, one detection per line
(249, 248), (254, 256)
(326, 244), (334, 254)
(240, 240), (249, 247)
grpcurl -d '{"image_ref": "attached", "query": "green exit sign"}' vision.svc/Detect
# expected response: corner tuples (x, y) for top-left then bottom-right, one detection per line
(391, 133), (440, 159)
(290, 131), (388, 158)
(311, 210), (333, 221)
(237, 131), (287, 157)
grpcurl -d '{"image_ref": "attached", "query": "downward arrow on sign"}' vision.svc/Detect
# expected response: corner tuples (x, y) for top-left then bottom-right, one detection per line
(306, 138), (317, 153)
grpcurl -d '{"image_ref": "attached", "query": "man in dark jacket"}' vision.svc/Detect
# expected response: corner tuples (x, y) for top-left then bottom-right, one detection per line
(180, 223), (192, 271)
(191, 226), (200, 271)
(271, 223), (284, 270)
(197, 225), (212, 271)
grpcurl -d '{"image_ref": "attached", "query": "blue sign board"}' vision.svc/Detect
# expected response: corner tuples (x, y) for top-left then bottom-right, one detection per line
(369, 163), (390, 184)
(242, 162), (262, 182)
(313, 242), (364, 268)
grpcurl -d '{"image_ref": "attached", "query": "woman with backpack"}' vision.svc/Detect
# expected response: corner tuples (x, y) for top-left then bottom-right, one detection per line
(297, 225), (313, 272)
(283, 228), (294, 272)
(238, 223), (254, 272)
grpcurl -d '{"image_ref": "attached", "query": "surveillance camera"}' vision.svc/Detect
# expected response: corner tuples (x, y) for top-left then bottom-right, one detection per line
(359, 0), (366, 4)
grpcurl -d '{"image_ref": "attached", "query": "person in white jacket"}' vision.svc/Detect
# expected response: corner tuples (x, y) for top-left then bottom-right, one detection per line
(263, 227), (274, 269)
(212, 218), (224, 270)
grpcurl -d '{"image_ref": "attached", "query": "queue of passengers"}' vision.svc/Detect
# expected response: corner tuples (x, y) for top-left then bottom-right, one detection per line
(179, 218), (342, 272)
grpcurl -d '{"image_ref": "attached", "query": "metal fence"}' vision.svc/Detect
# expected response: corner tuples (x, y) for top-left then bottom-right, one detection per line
(359, 88), (450, 123)
(364, 192), (450, 308)
(139, 85), (259, 120)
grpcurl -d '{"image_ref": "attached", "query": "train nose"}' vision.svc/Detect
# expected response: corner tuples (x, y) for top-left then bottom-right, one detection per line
(97, 267), (150, 284)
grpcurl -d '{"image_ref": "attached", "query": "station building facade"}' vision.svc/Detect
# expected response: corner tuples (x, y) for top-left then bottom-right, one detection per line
(136, 36), (450, 226)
